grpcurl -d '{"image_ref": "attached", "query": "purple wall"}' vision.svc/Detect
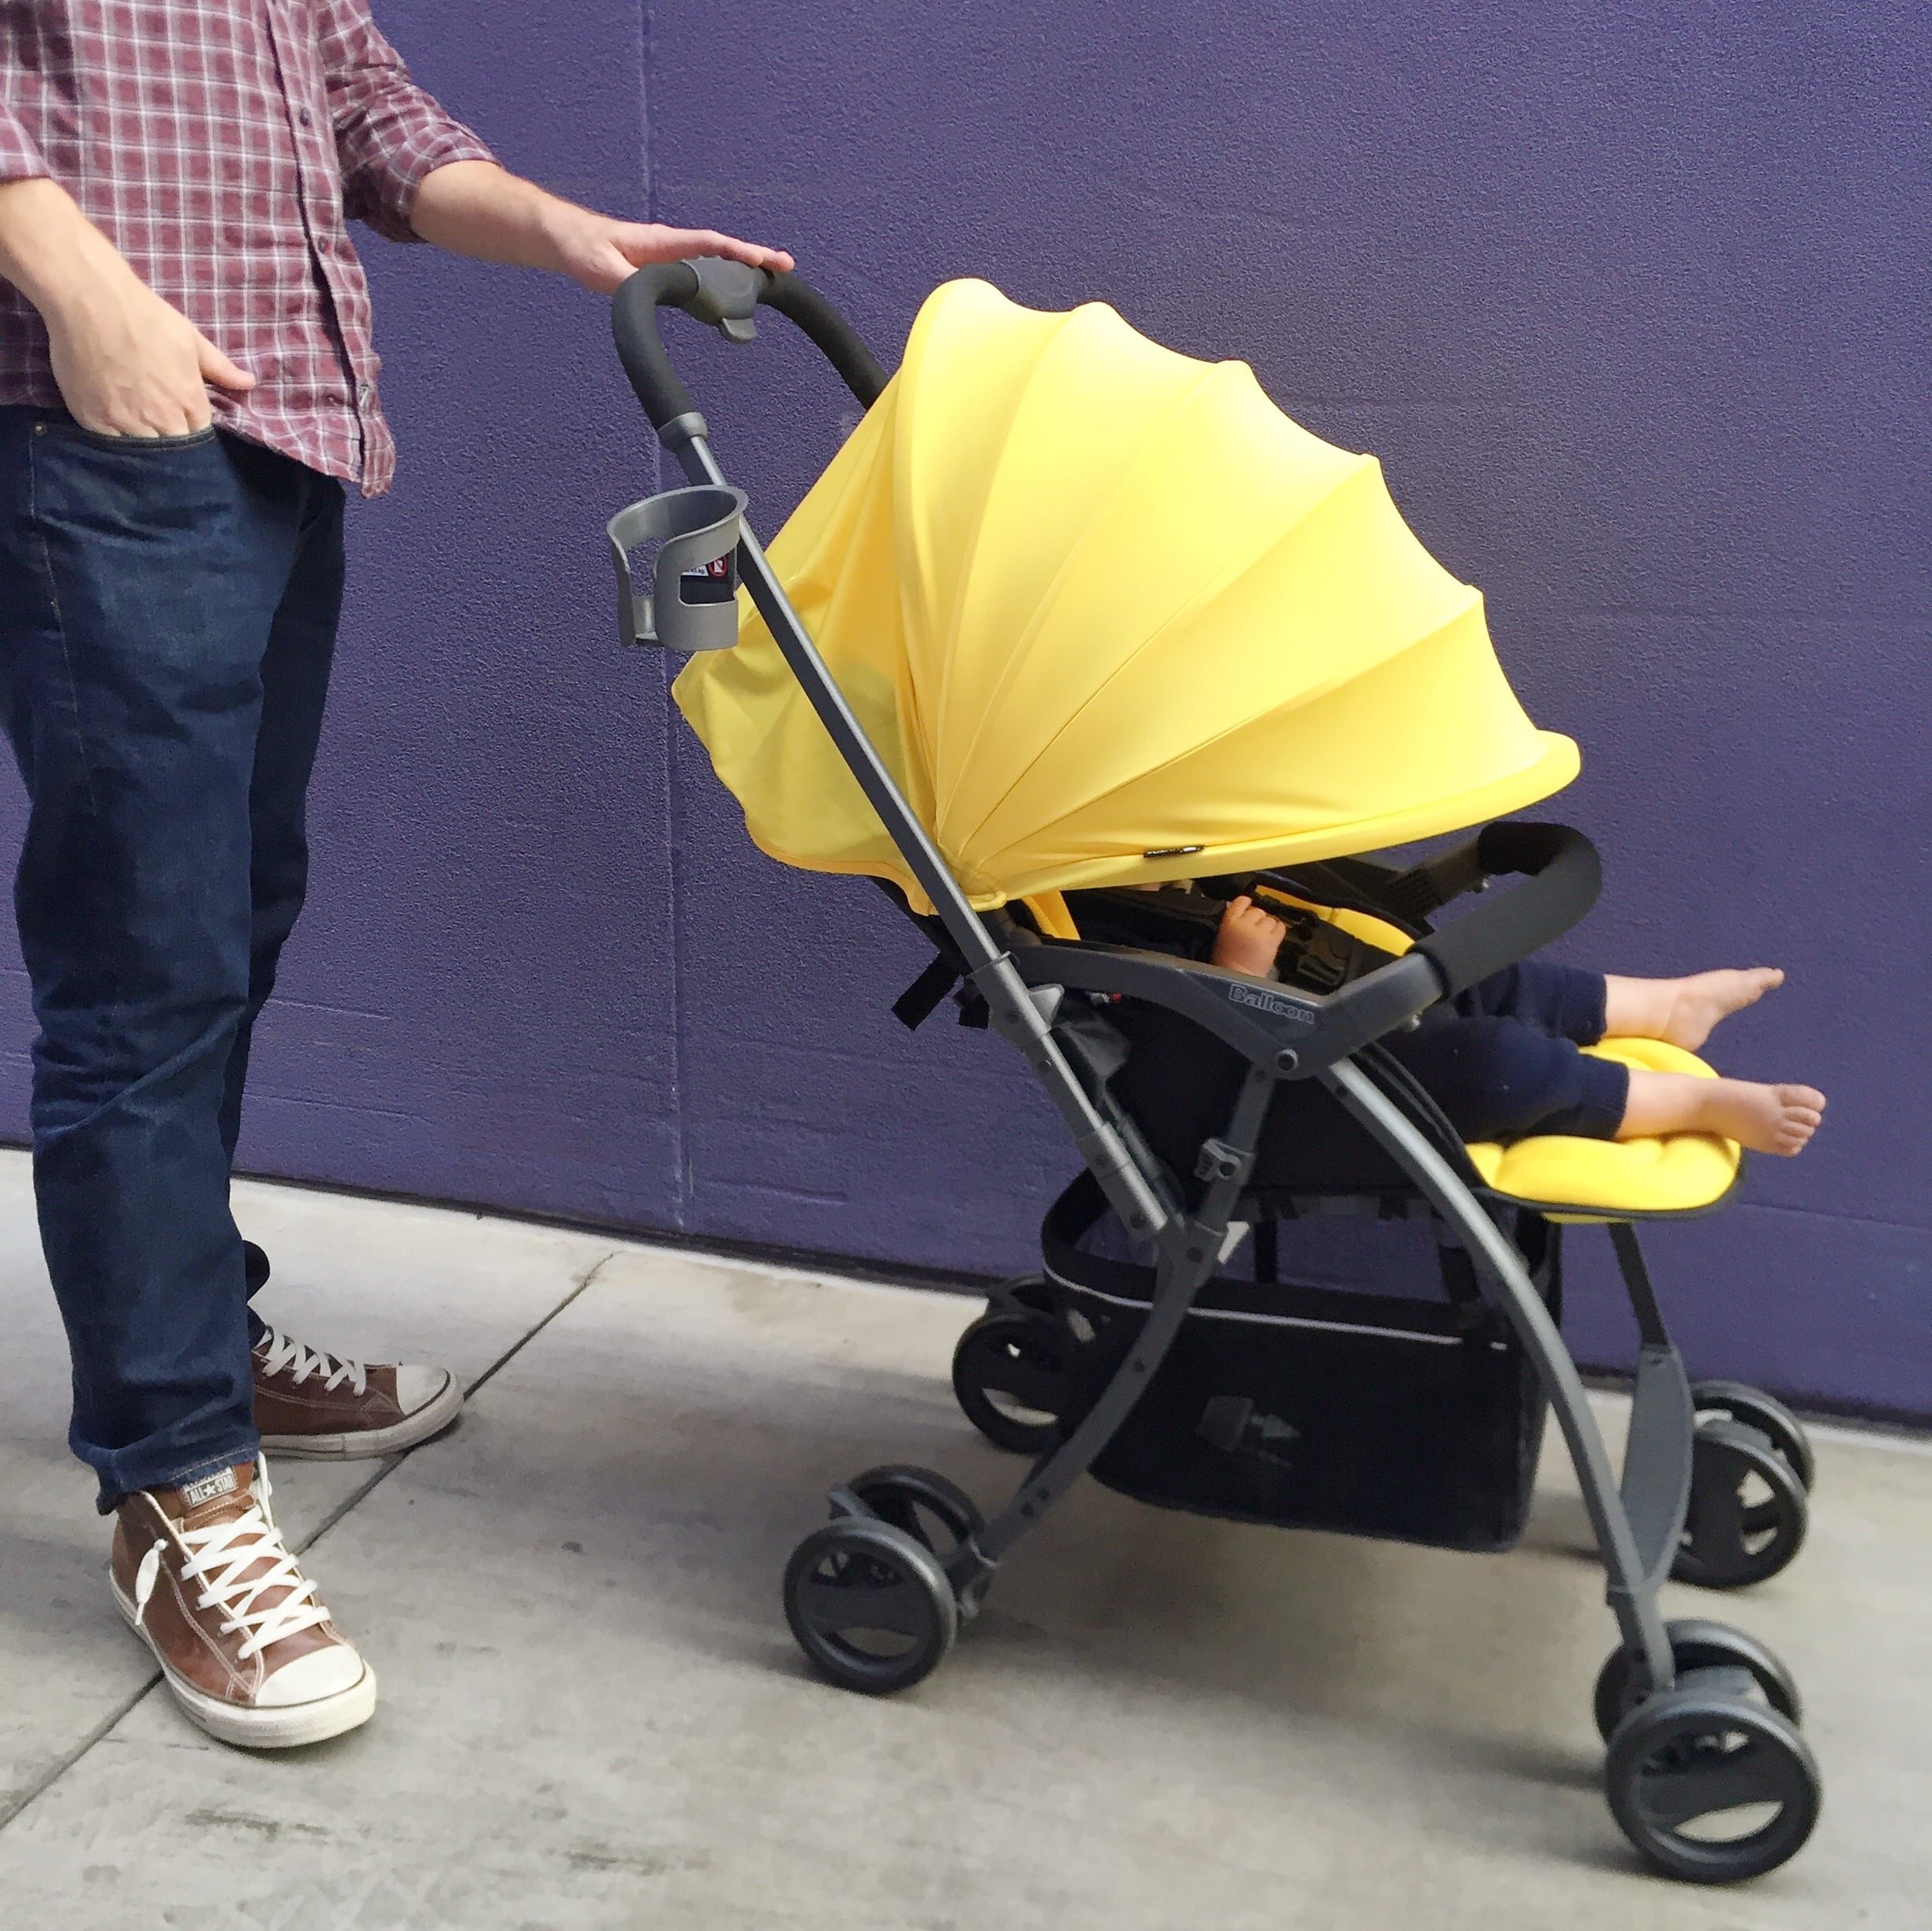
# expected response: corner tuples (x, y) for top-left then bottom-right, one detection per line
(1, 3), (1925, 1413)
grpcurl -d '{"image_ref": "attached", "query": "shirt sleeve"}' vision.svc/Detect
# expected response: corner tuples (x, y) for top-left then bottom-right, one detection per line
(316, 0), (498, 243)
(0, 100), (51, 184)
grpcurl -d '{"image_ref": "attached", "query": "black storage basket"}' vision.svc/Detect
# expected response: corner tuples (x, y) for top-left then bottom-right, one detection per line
(1041, 1174), (1559, 1553)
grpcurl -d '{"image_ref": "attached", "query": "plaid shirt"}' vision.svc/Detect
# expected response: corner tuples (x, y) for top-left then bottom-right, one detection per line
(0, 2), (496, 494)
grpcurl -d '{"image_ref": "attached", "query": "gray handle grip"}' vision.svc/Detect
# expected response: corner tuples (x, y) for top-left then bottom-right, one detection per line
(606, 484), (747, 653)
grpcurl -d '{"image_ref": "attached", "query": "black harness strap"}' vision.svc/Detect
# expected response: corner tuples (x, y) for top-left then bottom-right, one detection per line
(892, 954), (961, 1031)
(891, 952), (990, 1030)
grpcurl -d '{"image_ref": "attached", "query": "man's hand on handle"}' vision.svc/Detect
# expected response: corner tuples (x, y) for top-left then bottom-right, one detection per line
(0, 178), (254, 436)
(545, 216), (793, 298)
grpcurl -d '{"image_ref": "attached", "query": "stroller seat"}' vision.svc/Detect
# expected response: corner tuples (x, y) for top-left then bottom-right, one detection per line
(1071, 876), (1747, 1222)
(1234, 893), (1746, 1219)
(1217, 882), (1746, 1218)
(1469, 1036), (1743, 1219)
(605, 256), (1825, 1883)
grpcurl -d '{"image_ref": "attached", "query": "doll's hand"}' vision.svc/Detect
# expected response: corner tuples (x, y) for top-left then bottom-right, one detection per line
(1211, 896), (1287, 978)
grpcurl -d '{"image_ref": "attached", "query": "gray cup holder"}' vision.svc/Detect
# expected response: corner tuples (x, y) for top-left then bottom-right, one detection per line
(607, 484), (748, 653)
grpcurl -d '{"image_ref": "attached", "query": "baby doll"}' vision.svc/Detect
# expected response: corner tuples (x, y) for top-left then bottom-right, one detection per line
(1212, 896), (1825, 1155)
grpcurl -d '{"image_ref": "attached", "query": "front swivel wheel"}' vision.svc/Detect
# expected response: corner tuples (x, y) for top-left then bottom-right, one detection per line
(784, 1517), (957, 1694)
(843, 1464), (984, 1557)
(1605, 1687), (1822, 1882)
(1593, 1619), (1800, 1742)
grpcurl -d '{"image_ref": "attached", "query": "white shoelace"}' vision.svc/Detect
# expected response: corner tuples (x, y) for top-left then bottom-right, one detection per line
(133, 1461), (332, 1661)
(256, 1323), (369, 1396)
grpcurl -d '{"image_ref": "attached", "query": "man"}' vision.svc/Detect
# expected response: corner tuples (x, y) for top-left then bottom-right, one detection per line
(0, 3), (789, 1749)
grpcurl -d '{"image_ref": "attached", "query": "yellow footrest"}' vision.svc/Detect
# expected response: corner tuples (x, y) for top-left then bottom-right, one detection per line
(1464, 1038), (1743, 1221)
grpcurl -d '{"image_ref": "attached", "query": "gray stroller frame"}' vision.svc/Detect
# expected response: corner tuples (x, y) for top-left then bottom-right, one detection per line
(607, 259), (1822, 1884)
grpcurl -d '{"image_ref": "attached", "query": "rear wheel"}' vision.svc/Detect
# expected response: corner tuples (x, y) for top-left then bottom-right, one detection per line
(1690, 1380), (1815, 1492)
(952, 1307), (1070, 1454)
(1672, 1419), (1809, 1589)
(994, 1272), (1057, 1319)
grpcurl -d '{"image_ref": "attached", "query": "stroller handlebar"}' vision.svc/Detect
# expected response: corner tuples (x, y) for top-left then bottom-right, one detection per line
(759, 274), (890, 407)
(612, 261), (710, 433)
(612, 260), (889, 440)
(1409, 822), (1603, 1001)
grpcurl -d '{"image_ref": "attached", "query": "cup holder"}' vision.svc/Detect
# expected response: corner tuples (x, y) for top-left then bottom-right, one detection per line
(606, 483), (748, 653)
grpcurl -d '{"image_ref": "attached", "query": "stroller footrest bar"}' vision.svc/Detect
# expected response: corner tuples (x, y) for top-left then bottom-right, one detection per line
(1621, 1342), (1697, 1589)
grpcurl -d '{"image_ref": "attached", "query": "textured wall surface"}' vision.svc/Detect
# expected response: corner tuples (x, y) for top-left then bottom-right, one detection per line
(0, 3), (1923, 1412)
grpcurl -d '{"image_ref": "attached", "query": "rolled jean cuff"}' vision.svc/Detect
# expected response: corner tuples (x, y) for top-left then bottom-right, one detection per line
(1571, 1052), (1631, 1141)
(92, 1435), (261, 1516)
(1551, 964), (1608, 1046)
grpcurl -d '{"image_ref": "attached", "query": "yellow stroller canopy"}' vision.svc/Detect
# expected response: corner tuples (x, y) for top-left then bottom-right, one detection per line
(675, 279), (1578, 913)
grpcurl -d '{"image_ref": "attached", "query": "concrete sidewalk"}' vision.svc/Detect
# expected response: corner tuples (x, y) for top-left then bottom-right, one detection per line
(0, 1152), (1923, 1929)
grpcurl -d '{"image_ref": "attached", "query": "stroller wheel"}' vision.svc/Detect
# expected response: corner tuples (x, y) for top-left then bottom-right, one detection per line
(952, 1307), (1070, 1454)
(1593, 1619), (1801, 1742)
(1690, 1380), (1816, 1493)
(990, 1271), (1058, 1319)
(843, 1465), (985, 1555)
(1672, 1418), (1810, 1590)
(784, 1517), (958, 1694)
(1604, 1686), (1821, 1883)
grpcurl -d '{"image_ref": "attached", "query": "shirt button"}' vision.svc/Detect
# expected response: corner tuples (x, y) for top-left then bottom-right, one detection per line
(299, 109), (313, 127)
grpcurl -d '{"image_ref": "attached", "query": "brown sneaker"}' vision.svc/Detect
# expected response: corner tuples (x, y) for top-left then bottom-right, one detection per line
(253, 1323), (462, 1459)
(110, 1457), (376, 1748)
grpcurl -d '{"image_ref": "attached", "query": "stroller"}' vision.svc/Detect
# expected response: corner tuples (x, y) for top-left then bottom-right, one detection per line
(605, 264), (1822, 1883)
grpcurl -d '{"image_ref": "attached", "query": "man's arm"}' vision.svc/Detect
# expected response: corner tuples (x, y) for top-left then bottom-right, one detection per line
(0, 178), (254, 436)
(317, 3), (791, 291)
(409, 162), (792, 294)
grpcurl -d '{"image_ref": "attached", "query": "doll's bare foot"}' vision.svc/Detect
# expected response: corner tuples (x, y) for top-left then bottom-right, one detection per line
(1604, 967), (1784, 1050)
(1618, 1072), (1825, 1154)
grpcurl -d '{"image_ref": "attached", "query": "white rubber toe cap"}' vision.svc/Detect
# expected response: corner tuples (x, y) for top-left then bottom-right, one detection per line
(394, 1364), (453, 1417)
(258, 1643), (370, 1709)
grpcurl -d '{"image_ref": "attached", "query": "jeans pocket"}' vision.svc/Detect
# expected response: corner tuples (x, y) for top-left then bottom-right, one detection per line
(43, 416), (219, 452)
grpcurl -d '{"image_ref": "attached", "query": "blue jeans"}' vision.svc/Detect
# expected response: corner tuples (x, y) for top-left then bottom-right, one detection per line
(0, 410), (343, 1509)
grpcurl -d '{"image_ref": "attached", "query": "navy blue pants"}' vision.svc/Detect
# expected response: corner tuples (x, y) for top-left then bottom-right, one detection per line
(1388, 958), (1628, 1142)
(0, 410), (343, 1508)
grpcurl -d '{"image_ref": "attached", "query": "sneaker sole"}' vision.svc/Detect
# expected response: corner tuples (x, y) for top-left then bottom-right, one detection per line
(259, 1370), (466, 1461)
(111, 1578), (377, 1750)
